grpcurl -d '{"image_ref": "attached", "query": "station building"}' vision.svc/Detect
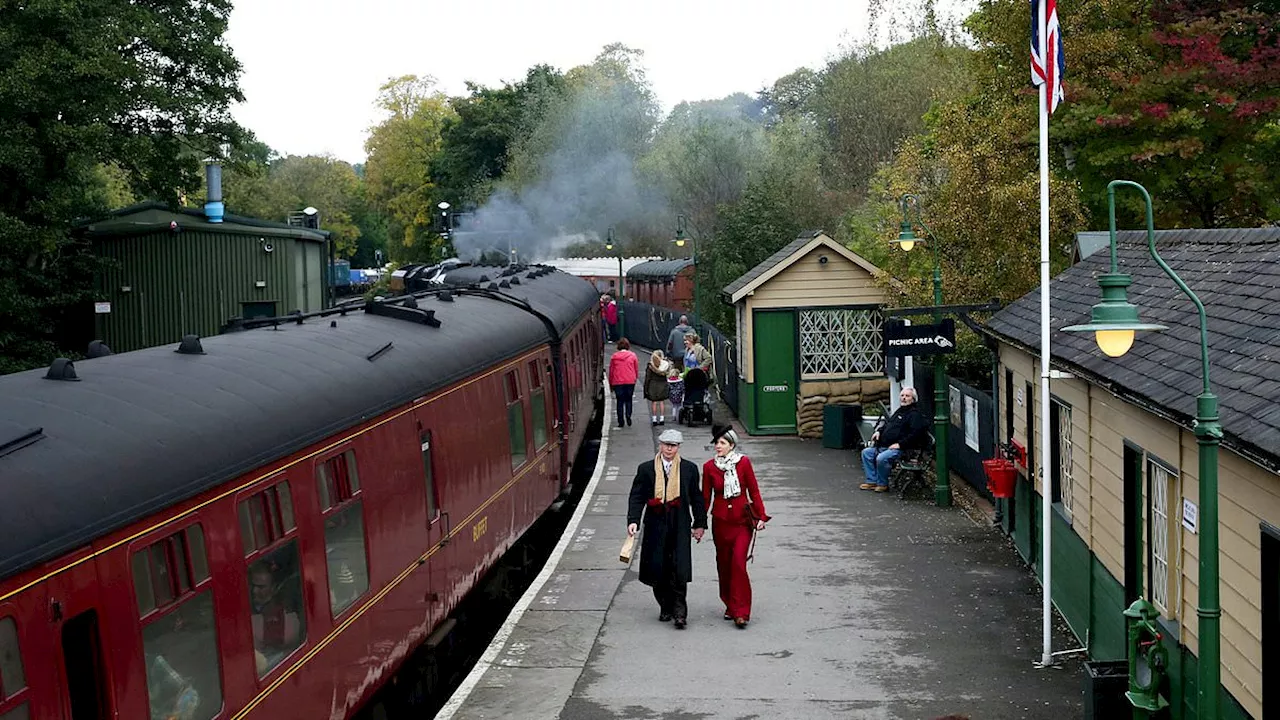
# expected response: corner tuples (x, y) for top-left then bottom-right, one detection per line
(985, 227), (1280, 719)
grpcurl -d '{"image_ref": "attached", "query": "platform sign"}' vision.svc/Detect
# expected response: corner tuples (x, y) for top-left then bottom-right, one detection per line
(1182, 498), (1198, 533)
(884, 318), (956, 357)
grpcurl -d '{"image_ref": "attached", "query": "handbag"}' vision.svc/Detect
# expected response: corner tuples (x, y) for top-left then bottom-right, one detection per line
(619, 532), (636, 563)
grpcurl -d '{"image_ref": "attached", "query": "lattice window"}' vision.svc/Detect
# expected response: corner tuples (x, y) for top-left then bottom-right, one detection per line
(799, 308), (884, 378)
(1057, 402), (1073, 515)
(1148, 461), (1175, 615)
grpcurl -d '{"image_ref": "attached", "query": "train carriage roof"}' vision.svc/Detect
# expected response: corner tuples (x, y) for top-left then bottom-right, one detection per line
(0, 269), (598, 582)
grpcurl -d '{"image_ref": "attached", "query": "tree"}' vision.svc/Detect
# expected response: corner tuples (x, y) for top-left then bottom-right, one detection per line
(432, 65), (568, 208)
(363, 75), (456, 263)
(1059, 0), (1280, 227)
(0, 0), (245, 374)
(263, 156), (363, 257)
(809, 33), (970, 199)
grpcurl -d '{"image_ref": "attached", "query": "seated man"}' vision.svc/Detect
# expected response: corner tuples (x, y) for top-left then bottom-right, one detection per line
(249, 562), (303, 671)
(860, 387), (930, 492)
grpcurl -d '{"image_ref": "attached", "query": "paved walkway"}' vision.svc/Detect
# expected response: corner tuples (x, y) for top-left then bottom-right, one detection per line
(437, 351), (1085, 720)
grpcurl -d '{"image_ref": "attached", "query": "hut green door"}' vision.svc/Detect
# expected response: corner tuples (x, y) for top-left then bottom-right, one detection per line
(753, 310), (797, 432)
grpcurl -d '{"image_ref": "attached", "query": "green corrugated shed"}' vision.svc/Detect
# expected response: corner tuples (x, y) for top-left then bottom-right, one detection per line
(77, 202), (331, 353)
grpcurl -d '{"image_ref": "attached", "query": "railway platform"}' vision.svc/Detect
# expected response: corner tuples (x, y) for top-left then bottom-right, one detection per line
(436, 350), (1086, 720)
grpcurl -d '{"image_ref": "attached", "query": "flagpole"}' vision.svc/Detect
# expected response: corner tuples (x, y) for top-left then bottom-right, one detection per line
(1037, 0), (1055, 669)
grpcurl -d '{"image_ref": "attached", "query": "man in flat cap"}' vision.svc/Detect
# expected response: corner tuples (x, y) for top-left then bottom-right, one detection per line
(627, 429), (707, 628)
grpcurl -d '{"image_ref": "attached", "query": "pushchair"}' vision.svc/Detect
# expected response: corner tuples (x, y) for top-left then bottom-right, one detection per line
(679, 368), (714, 426)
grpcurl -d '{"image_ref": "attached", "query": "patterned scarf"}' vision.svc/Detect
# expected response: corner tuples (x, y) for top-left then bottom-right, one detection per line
(652, 453), (682, 504)
(713, 451), (743, 498)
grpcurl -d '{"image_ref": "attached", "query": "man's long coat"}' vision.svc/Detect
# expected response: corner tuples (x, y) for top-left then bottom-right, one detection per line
(627, 458), (708, 586)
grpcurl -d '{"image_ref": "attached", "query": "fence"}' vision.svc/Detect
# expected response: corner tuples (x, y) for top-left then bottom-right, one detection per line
(619, 301), (739, 415)
(913, 364), (997, 501)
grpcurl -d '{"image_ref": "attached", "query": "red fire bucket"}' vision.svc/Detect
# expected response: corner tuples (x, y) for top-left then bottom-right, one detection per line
(982, 458), (1017, 499)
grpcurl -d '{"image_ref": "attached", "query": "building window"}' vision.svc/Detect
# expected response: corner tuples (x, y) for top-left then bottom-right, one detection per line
(798, 308), (884, 378)
(317, 451), (370, 616)
(505, 370), (527, 468)
(1148, 460), (1178, 616)
(132, 527), (223, 720)
(0, 617), (25, 711)
(528, 361), (549, 450)
(421, 431), (439, 523)
(240, 482), (306, 676)
(1050, 399), (1073, 516)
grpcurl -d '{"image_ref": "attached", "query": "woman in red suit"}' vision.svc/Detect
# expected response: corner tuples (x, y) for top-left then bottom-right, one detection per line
(702, 424), (770, 628)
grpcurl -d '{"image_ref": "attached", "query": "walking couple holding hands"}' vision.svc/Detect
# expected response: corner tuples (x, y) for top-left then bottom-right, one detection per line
(625, 423), (770, 630)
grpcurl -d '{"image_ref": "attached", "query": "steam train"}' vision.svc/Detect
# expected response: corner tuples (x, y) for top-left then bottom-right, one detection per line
(0, 265), (603, 720)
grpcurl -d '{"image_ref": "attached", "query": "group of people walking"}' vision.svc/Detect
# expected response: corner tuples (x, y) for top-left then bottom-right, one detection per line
(605, 315), (713, 428)
(626, 424), (770, 630)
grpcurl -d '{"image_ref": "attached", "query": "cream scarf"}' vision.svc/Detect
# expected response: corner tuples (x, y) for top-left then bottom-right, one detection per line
(713, 451), (743, 498)
(653, 453), (682, 502)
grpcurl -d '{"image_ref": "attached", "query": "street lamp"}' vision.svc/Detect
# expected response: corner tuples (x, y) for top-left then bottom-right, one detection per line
(894, 194), (951, 508)
(604, 226), (625, 337)
(672, 214), (696, 321)
(1063, 180), (1222, 720)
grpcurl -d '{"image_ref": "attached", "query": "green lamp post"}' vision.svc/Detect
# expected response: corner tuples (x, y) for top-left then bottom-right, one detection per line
(605, 226), (625, 338)
(1062, 179), (1222, 720)
(672, 214), (696, 322)
(894, 194), (951, 508)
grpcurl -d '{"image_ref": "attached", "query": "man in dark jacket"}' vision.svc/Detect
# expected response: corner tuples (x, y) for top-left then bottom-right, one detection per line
(666, 316), (693, 358)
(627, 429), (707, 628)
(860, 387), (930, 492)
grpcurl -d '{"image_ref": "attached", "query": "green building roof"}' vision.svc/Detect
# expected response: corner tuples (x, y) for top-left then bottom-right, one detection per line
(76, 201), (330, 242)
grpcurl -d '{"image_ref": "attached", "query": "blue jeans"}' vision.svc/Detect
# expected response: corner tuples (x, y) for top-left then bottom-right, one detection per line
(613, 384), (634, 425)
(861, 446), (901, 487)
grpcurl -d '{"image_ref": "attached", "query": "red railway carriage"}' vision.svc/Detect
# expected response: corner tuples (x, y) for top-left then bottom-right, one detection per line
(0, 266), (602, 720)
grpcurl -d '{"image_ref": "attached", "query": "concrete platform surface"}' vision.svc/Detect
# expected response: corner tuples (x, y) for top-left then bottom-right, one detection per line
(437, 350), (1085, 720)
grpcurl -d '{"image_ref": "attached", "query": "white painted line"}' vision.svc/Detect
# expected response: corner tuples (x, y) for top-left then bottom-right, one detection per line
(434, 381), (614, 719)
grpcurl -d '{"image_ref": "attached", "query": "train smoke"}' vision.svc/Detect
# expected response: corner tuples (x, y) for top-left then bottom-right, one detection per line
(449, 68), (668, 263)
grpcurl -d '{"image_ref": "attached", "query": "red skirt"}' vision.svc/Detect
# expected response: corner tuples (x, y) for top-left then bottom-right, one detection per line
(712, 519), (755, 620)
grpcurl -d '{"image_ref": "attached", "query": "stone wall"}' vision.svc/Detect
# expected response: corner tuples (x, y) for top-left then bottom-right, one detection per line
(796, 378), (892, 439)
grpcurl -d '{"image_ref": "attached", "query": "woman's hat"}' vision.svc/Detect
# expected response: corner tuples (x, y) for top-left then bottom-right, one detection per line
(711, 424), (738, 447)
(658, 429), (684, 445)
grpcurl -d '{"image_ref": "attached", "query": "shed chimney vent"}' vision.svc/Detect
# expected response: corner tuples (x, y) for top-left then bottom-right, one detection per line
(204, 162), (224, 223)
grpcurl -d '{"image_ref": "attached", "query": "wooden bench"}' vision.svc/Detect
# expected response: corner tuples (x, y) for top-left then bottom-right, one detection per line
(888, 434), (935, 499)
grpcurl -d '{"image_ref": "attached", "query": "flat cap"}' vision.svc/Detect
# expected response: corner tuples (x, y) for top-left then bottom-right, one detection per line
(657, 429), (684, 445)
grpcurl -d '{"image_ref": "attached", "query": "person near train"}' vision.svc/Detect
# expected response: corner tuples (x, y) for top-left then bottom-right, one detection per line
(602, 294), (619, 342)
(607, 338), (639, 427)
(666, 315), (693, 358)
(627, 429), (707, 629)
(702, 424), (770, 629)
(644, 350), (672, 426)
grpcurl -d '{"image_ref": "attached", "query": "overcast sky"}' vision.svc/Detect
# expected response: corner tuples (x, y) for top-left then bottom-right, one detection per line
(225, 0), (918, 164)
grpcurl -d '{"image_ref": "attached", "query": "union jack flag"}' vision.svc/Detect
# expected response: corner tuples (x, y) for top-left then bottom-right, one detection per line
(1030, 0), (1065, 113)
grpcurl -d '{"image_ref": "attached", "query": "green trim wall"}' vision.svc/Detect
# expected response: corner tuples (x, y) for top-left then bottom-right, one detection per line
(1008, 475), (1253, 718)
(739, 378), (758, 434)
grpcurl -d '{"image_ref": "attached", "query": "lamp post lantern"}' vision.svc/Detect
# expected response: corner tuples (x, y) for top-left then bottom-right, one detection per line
(894, 194), (951, 508)
(672, 214), (696, 321)
(605, 226), (625, 337)
(1062, 180), (1222, 720)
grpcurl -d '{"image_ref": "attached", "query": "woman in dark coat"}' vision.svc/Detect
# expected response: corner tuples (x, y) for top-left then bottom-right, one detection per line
(702, 424), (770, 628)
(643, 350), (672, 426)
(627, 429), (707, 629)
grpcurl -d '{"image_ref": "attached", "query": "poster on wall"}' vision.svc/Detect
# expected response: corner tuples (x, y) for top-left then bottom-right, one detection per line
(949, 385), (962, 427)
(964, 395), (980, 451)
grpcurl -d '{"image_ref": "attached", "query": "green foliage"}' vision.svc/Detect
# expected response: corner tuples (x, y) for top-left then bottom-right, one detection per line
(0, 0), (244, 374)
(364, 75), (457, 264)
(1059, 0), (1280, 227)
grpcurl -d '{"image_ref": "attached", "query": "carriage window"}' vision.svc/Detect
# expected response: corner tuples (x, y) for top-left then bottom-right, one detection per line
(318, 451), (370, 616)
(421, 431), (439, 523)
(238, 482), (295, 557)
(133, 526), (209, 617)
(528, 361), (548, 450)
(0, 705), (28, 720)
(505, 370), (527, 468)
(132, 527), (223, 720)
(0, 617), (24, 699)
(240, 481), (306, 677)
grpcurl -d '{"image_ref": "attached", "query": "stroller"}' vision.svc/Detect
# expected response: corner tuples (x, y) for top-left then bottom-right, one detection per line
(679, 368), (714, 426)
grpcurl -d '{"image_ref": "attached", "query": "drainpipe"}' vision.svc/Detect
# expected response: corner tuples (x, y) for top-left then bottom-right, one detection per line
(204, 162), (224, 223)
